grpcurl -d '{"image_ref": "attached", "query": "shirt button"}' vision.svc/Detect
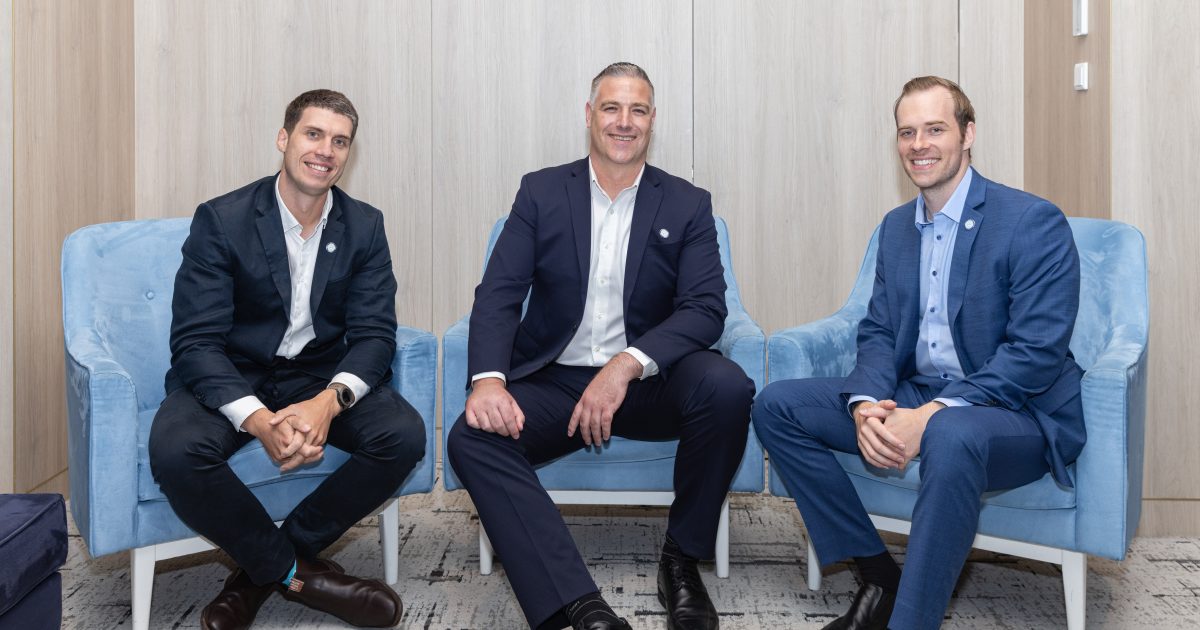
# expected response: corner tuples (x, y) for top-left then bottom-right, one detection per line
(936, 234), (942, 240)
(929, 306), (936, 313)
(941, 373), (948, 379)
(931, 270), (938, 276)
(593, 346), (600, 352)
(931, 342), (937, 348)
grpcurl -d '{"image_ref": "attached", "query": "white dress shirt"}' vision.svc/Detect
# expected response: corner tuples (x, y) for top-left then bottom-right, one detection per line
(219, 176), (370, 430)
(471, 159), (657, 385)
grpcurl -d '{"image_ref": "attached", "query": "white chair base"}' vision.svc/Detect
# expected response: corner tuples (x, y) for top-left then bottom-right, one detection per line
(478, 491), (731, 579)
(804, 514), (1087, 630)
(129, 498), (399, 630)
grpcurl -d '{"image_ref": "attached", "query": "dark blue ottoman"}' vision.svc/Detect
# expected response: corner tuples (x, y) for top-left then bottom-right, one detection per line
(0, 494), (67, 630)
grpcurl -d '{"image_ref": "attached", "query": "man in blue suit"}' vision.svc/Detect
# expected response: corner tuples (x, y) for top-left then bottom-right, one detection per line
(149, 90), (426, 630)
(752, 76), (1084, 630)
(447, 63), (755, 630)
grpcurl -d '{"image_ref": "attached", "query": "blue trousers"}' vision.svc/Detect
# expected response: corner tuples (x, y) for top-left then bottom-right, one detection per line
(752, 377), (1051, 630)
(447, 351), (754, 628)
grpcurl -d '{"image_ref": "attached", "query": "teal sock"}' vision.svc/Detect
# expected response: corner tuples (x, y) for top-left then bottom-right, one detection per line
(280, 560), (297, 586)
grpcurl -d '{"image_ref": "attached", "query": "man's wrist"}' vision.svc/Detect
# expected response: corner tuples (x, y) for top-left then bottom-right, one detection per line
(318, 388), (343, 415)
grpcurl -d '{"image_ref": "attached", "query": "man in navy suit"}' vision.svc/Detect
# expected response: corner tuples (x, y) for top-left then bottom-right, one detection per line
(752, 76), (1084, 630)
(149, 90), (426, 630)
(447, 63), (755, 630)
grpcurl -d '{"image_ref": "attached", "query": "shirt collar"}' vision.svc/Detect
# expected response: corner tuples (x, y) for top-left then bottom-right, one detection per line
(588, 158), (645, 200)
(275, 174), (333, 234)
(914, 166), (974, 227)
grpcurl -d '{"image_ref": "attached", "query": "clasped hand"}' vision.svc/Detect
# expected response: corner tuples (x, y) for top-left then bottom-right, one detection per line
(243, 390), (339, 472)
(853, 399), (944, 470)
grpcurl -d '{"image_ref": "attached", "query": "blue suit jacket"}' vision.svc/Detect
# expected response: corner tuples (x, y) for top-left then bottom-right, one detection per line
(164, 175), (399, 410)
(467, 158), (728, 385)
(841, 172), (1085, 486)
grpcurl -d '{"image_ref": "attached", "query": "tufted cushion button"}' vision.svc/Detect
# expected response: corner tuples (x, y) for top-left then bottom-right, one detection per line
(145, 290), (155, 300)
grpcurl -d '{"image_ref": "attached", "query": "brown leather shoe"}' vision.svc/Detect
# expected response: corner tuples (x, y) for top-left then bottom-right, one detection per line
(200, 568), (275, 630)
(277, 557), (403, 627)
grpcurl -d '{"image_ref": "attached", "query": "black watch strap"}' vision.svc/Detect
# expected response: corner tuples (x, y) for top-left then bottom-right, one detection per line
(326, 382), (354, 411)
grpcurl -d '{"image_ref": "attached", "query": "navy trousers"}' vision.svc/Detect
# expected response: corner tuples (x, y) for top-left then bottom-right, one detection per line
(149, 366), (426, 585)
(447, 350), (754, 628)
(752, 377), (1052, 630)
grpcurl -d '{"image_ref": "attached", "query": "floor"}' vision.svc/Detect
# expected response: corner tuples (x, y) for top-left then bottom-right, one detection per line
(61, 489), (1200, 629)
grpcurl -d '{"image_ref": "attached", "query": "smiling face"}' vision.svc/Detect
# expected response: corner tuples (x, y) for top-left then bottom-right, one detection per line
(895, 86), (975, 205)
(276, 106), (354, 203)
(585, 75), (655, 172)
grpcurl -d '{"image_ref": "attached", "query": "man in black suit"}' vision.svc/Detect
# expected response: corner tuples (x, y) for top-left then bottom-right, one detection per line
(149, 89), (425, 630)
(447, 63), (755, 630)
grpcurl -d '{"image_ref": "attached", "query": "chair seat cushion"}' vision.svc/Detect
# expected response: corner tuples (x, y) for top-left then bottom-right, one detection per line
(535, 437), (679, 491)
(136, 407), (354, 503)
(0, 494), (67, 616)
(834, 451), (1077, 510)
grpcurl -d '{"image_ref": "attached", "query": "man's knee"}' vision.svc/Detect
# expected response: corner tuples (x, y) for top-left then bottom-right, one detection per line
(148, 394), (230, 488)
(688, 354), (755, 412)
(919, 409), (987, 477)
(751, 378), (839, 436)
(356, 391), (427, 468)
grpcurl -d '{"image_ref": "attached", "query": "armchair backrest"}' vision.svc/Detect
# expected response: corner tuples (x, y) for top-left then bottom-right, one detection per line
(62, 219), (190, 409)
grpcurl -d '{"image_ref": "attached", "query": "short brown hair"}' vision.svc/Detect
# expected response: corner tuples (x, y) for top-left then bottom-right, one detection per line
(893, 76), (975, 135)
(283, 89), (359, 140)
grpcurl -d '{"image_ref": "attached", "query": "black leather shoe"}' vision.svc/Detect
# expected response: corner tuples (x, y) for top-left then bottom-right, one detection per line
(564, 597), (633, 630)
(200, 568), (275, 630)
(657, 537), (719, 630)
(277, 557), (403, 627)
(821, 583), (896, 630)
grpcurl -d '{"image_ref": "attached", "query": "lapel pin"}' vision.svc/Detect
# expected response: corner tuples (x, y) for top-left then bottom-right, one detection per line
(659, 228), (670, 239)
(326, 242), (337, 253)
(964, 219), (976, 231)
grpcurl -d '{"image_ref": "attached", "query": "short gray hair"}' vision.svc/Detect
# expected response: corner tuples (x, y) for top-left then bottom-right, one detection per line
(589, 62), (655, 106)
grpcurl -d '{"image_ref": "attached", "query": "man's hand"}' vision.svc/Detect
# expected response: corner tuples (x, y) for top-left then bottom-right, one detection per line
(855, 400), (946, 470)
(270, 388), (340, 451)
(568, 352), (641, 446)
(243, 407), (320, 472)
(853, 400), (904, 469)
(465, 378), (525, 439)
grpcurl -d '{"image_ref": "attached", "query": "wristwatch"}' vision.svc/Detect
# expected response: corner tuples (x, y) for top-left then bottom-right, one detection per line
(326, 382), (355, 411)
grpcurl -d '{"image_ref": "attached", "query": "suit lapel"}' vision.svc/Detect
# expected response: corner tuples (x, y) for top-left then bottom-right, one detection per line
(254, 183), (291, 314)
(310, 197), (344, 316)
(895, 213), (923, 354)
(623, 166), (663, 307)
(568, 160), (592, 309)
(948, 175), (987, 326)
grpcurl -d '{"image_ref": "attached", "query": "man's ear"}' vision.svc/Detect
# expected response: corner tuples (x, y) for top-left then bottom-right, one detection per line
(276, 128), (289, 153)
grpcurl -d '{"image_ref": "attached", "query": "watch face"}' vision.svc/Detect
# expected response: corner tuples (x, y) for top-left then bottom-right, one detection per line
(339, 387), (353, 407)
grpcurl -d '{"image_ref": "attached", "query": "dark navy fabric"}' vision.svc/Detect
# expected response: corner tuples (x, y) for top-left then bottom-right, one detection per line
(0, 494), (67, 617)
(0, 571), (61, 630)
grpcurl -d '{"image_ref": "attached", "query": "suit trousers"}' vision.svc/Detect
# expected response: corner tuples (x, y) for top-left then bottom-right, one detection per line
(752, 377), (1053, 630)
(447, 350), (755, 628)
(148, 366), (426, 585)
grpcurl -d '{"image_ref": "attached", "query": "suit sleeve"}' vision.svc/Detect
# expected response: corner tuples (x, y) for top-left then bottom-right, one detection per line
(333, 210), (398, 388)
(169, 203), (257, 409)
(625, 192), (727, 370)
(937, 202), (1080, 409)
(842, 219), (901, 402)
(466, 175), (538, 380)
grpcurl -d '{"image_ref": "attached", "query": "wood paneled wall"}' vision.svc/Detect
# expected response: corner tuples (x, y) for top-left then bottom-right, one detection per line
(1, 0), (14, 493)
(12, 0), (134, 494)
(1111, 0), (1200, 536)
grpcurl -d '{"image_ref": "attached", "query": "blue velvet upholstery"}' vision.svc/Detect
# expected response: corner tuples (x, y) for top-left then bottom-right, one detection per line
(62, 218), (438, 558)
(442, 216), (765, 494)
(767, 218), (1147, 561)
(0, 493), (66, 627)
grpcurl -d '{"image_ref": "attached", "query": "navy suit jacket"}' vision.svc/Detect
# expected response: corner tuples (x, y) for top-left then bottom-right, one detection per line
(841, 171), (1085, 486)
(165, 175), (399, 410)
(467, 158), (728, 385)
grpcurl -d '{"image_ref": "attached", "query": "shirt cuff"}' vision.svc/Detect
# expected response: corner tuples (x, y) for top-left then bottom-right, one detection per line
(471, 371), (507, 385)
(331, 372), (370, 409)
(934, 396), (970, 408)
(846, 394), (878, 416)
(622, 347), (658, 379)
(219, 395), (267, 432)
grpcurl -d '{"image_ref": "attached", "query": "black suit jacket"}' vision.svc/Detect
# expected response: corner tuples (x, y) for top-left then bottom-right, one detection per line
(467, 158), (727, 385)
(165, 175), (398, 409)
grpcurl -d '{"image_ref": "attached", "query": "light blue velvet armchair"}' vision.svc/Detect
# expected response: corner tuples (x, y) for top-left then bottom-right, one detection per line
(62, 218), (438, 630)
(442, 215), (765, 577)
(766, 218), (1147, 630)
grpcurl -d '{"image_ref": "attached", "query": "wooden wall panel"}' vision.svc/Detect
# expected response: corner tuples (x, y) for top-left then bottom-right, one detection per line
(133, 0), (433, 329)
(1024, 0), (1110, 218)
(1, 0), (14, 493)
(13, 0), (134, 493)
(431, 0), (694, 334)
(693, 0), (958, 333)
(959, 0), (1024, 188)
(1110, 0), (1200, 536)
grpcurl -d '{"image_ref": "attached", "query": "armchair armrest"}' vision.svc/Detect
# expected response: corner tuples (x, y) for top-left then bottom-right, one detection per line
(717, 308), (766, 392)
(441, 316), (470, 490)
(390, 325), (438, 494)
(64, 327), (141, 557)
(767, 307), (865, 383)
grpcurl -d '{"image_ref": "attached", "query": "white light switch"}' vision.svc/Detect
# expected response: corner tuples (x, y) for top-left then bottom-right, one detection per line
(1074, 62), (1089, 91)
(1073, 0), (1089, 36)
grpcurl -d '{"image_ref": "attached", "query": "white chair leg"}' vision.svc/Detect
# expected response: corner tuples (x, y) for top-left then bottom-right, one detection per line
(715, 497), (730, 578)
(379, 498), (399, 584)
(1062, 551), (1087, 630)
(806, 535), (822, 591)
(130, 545), (156, 630)
(479, 526), (494, 575)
